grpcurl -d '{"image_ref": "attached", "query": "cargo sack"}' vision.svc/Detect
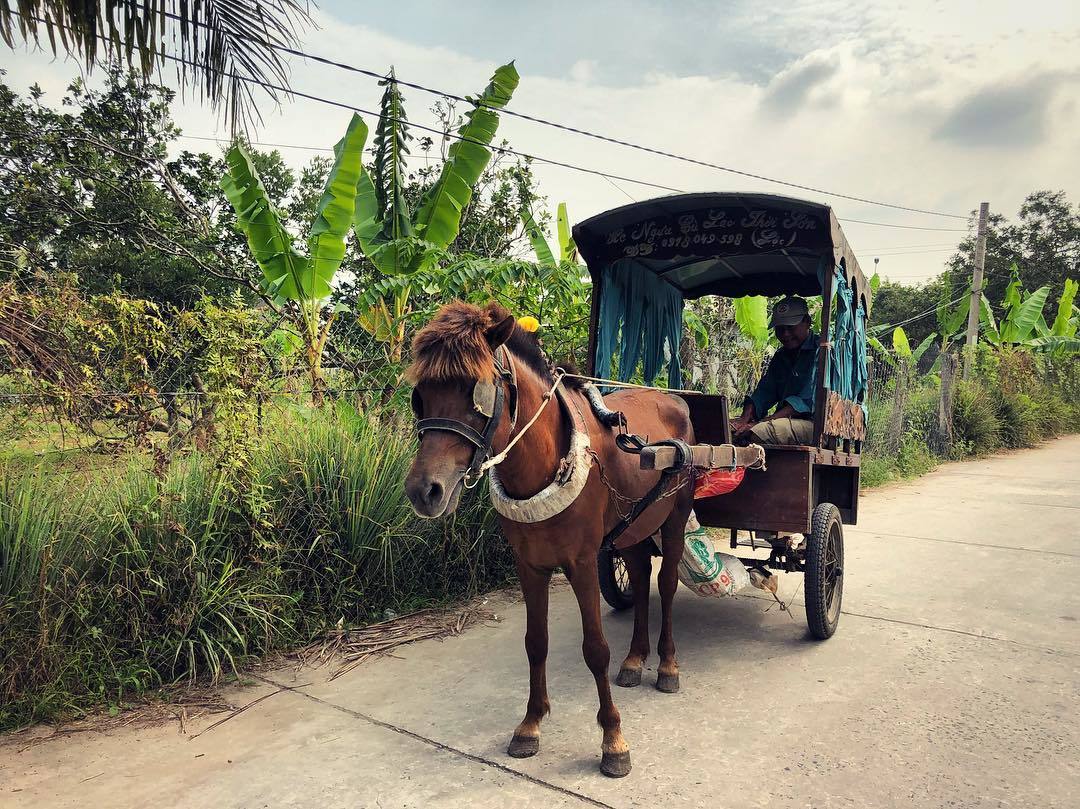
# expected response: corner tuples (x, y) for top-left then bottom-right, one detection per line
(678, 512), (750, 597)
(693, 467), (745, 499)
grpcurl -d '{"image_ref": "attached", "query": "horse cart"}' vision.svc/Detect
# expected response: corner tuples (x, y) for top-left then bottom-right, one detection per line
(573, 192), (872, 639)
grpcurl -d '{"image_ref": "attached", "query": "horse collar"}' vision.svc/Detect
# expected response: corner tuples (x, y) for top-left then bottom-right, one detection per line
(488, 386), (592, 524)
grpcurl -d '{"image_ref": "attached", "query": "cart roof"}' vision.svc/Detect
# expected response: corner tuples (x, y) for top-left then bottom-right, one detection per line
(573, 192), (871, 309)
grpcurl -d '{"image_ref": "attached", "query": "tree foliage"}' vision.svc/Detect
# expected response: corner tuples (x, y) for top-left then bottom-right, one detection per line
(0, 1), (312, 133)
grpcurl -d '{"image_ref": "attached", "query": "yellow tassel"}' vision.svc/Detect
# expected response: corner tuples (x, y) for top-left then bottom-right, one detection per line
(517, 316), (540, 333)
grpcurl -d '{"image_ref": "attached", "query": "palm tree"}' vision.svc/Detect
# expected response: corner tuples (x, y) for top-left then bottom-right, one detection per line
(0, 1), (312, 133)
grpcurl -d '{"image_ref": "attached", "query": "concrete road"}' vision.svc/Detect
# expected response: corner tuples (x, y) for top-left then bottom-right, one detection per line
(5, 436), (1079, 808)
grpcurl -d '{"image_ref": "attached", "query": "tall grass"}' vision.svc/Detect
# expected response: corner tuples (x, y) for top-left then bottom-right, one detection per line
(863, 352), (1079, 488)
(0, 404), (514, 730)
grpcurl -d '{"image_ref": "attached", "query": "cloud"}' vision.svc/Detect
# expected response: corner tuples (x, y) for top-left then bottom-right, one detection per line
(759, 58), (840, 117)
(934, 74), (1066, 147)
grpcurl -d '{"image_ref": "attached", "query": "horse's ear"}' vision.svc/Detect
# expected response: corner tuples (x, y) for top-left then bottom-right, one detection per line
(485, 313), (516, 350)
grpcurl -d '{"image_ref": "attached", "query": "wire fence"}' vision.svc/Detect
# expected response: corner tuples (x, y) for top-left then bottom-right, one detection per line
(865, 351), (959, 456)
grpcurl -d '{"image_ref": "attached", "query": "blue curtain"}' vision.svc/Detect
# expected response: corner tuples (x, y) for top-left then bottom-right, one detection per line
(825, 265), (869, 418)
(595, 259), (684, 389)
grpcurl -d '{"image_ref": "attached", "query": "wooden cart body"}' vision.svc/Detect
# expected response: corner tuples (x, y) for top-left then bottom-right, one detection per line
(573, 192), (872, 536)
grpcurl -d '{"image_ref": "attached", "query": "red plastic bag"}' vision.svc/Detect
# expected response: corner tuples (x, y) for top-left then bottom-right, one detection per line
(693, 467), (745, 499)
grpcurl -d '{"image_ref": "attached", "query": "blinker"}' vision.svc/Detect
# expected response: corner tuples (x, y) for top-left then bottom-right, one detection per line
(473, 379), (497, 418)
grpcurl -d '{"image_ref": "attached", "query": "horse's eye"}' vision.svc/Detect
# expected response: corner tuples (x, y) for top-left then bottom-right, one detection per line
(411, 389), (423, 419)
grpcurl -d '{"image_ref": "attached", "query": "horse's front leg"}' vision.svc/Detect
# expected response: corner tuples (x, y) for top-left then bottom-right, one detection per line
(507, 562), (552, 758)
(565, 555), (632, 778)
(615, 541), (652, 688)
(656, 504), (691, 693)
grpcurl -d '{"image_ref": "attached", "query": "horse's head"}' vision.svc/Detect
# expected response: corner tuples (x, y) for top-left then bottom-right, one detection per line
(404, 301), (519, 518)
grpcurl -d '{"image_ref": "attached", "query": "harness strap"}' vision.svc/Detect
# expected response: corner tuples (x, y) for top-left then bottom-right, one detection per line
(416, 418), (489, 450)
(600, 438), (693, 552)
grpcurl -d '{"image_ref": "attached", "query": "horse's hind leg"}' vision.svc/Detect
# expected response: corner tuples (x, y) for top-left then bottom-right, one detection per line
(615, 542), (652, 688)
(508, 563), (552, 758)
(656, 499), (692, 693)
(565, 555), (632, 778)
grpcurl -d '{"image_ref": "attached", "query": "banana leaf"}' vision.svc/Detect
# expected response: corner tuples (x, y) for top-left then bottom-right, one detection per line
(868, 336), (897, 368)
(520, 205), (556, 266)
(733, 295), (770, 348)
(1027, 335), (1080, 354)
(1000, 286), (1049, 343)
(941, 294), (970, 336)
(414, 62), (520, 251)
(1051, 278), (1078, 336)
(220, 143), (309, 299)
(911, 333), (936, 365)
(979, 295), (1001, 345)
(304, 114), (369, 301)
(1002, 266), (1022, 306)
(892, 326), (912, 357)
(557, 202), (577, 263)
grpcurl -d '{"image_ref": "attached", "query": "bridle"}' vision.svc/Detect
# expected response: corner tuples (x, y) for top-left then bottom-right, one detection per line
(412, 345), (519, 488)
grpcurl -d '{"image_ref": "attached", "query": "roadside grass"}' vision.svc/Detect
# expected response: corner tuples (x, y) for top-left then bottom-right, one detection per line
(862, 356), (1079, 489)
(0, 404), (514, 731)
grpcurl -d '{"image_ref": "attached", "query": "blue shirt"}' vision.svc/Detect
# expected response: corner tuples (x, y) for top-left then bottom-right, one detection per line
(746, 333), (820, 418)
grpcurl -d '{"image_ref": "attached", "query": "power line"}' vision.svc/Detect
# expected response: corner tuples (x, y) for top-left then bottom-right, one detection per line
(839, 217), (969, 233)
(9, 14), (979, 234)
(863, 248), (958, 257)
(861, 241), (962, 251)
(154, 53), (688, 195)
(43, 7), (968, 221)
(877, 292), (972, 330)
(176, 133), (441, 161)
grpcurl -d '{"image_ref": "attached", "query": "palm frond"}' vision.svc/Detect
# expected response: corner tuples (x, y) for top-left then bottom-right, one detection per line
(0, 1), (312, 134)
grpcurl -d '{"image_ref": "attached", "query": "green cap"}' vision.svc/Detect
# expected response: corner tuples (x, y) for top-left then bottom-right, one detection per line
(770, 296), (809, 327)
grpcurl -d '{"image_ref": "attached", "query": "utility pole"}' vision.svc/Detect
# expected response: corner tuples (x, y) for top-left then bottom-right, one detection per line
(963, 202), (990, 380)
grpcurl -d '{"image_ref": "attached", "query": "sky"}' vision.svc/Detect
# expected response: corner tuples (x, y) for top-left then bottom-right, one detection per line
(2, 0), (1079, 284)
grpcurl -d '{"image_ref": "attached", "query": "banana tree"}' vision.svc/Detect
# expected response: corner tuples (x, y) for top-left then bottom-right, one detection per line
(354, 62), (520, 361)
(978, 266), (1055, 351)
(1002, 276), (1080, 355)
(221, 113), (368, 402)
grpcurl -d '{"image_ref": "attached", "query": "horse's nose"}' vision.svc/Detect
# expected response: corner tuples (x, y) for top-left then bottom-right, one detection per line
(406, 474), (446, 517)
(424, 479), (444, 507)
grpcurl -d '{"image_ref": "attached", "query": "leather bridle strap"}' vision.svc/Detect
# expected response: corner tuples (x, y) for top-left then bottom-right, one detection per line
(414, 345), (518, 485)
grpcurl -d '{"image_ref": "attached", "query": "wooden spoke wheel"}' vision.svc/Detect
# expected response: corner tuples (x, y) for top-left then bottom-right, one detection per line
(804, 502), (844, 639)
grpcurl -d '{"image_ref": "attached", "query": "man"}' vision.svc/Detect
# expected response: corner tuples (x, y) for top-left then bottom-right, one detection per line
(729, 296), (818, 446)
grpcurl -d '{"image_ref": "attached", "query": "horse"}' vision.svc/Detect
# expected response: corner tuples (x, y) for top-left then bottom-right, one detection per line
(404, 301), (695, 778)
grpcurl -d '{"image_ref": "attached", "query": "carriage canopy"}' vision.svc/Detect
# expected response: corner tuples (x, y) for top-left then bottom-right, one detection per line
(573, 192), (871, 310)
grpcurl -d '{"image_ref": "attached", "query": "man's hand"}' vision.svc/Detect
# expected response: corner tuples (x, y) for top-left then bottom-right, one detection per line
(729, 416), (756, 438)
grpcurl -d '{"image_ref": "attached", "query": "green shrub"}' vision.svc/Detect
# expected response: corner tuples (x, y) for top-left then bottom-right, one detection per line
(995, 391), (1041, 448)
(952, 380), (1001, 455)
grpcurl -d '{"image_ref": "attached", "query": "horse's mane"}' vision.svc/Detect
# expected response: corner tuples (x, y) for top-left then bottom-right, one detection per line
(407, 301), (581, 388)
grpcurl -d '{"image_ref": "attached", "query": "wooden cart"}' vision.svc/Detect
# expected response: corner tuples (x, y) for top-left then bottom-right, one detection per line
(573, 192), (872, 639)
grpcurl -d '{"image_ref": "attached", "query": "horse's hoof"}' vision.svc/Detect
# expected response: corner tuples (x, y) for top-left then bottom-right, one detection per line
(507, 735), (540, 758)
(656, 672), (680, 693)
(600, 750), (632, 778)
(615, 667), (642, 688)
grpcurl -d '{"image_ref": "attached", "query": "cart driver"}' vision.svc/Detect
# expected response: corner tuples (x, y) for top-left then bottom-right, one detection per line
(729, 296), (819, 446)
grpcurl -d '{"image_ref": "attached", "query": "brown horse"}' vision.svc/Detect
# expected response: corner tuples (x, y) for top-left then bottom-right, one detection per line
(404, 301), (695, 777)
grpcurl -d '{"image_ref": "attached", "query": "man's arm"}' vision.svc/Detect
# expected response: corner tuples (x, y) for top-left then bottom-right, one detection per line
(731, 361), (780, 436)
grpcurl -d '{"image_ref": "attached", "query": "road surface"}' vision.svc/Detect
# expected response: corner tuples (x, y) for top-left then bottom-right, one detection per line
(5, 436), (1079, 808)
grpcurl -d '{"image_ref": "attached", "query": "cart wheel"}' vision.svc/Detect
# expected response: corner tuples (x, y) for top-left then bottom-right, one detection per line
(804, 503), (844, 639)
(598, 547), (634, 611)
